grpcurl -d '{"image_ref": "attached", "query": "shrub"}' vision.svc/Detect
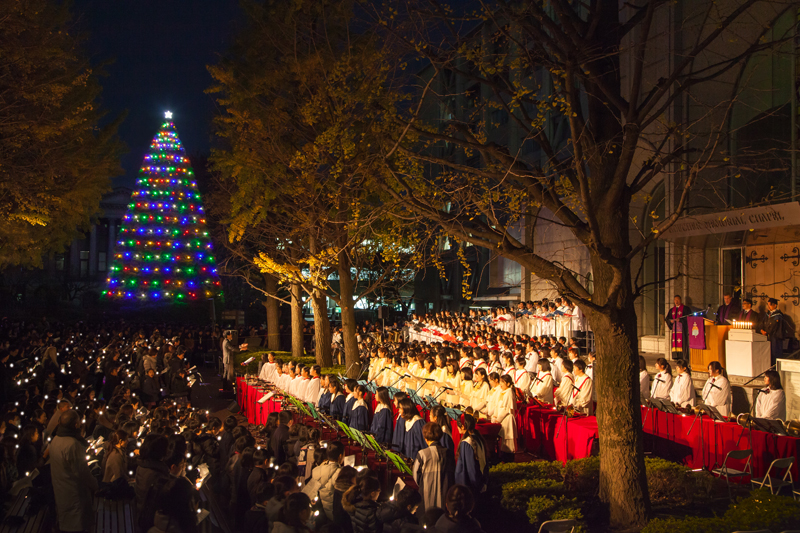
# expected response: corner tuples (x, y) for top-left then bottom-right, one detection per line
(641, 516), (725, 533)
(526, 496), (585, 532)
(642, 490), (800, 533)
(489, 460), (563, 487)
(563, 456), (599, 497)
(724, 489), (800, 532)
(501, 478), (564, 511)
(645, 457), (691, 505)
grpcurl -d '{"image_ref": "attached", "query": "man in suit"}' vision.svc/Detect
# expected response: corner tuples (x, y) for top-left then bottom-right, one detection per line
(715, 294), (740, 325)
(222, 331), (247, 390)
(737, 298), (759, 326)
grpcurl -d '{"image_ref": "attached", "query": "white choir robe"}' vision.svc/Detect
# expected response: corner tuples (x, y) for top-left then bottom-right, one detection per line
(570, 375), (594, 415)
(513, 369), (531, 398)
(259, 362), (277, 383)
(470, 381), (490, 414)
(650, 372), (673, 400)
(290, 376), (304, 397)
(305, 377), (321, 404)
(524, 352), (539, 374)
(755, 389), (786, 420)
(701, 376), (732, 417)
(492, 387), (518, 453)
(486, 387), (501, 419)
(669, 372), (695, 408)
(278, 374), (290, 392)
(531, 372), (555, 404)
(639, 370), (651, 401)
(555, 373), (574, 406)
(549, 359), (562, 385)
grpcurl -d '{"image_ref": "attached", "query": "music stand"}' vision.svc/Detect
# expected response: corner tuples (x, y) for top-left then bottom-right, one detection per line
(753, 417), (788, 436)
(696, 403), (726, 423)
(695, 403), (725, 470)
(655, 399), (681, 415)
(387, 387), (401, 398)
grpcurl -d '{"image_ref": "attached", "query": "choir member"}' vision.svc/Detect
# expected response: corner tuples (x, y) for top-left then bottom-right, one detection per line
(524, 342), (539, 378)
(430, 405), (454, 459)
(342, 379), (357, 425)
(570, 360), (594, 415)
(755, 370), (786, 420)
(399, 398), (426, 460)
(650, 358), (673, 400)
(470, 368), (491, 414)
(454, 414), (488, 495)
(348, 385), (369, 431)
(328, 379), (346, 420)
(391, 392), (409, 453)
(492, 375), (518, 460)
(258, 352), (278, 382)
(554, 359), (574, 407)
(701, 361), (732, 417)
(639, 356), (650, 402)
(306, 365), (321, 403)
(669, 359), (695, 409)
(513, 356), (531, 398)
(317, 375), (332, 413)
(370, 387), (394, 445)
(412, 422), (455, 513)
(531, 359), (555, 405)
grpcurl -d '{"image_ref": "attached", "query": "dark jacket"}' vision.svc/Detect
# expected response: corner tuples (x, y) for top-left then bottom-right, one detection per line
(243, 504), (269, 533)
(376, 502), (417, 533)
(270, 424), (290, 465)
(343, 497), (381, 533)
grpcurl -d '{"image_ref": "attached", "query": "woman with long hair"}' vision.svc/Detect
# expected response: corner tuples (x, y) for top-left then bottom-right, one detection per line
(454, 415), (488, 495)
(328, 379), (346, 420)
(531, 359), (555, 404)
(702, 361), (732, 417)
(755, 370), (786, 420)
(273, 492), (312, 533)
(342, 475), (382, 533)
(398, 398), (426, 460)
(492, 375), (518, 460)
(470, 368), (490, 415)
(348, 385), (370, 432)
(370, 387), (393, 445)
(430, 405), (454, 459)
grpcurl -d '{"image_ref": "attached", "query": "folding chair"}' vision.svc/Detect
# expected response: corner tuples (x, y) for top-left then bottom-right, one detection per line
(537, 519), (577, 533)
(751, 456), (795, 495)
(712, 449), (753, 499)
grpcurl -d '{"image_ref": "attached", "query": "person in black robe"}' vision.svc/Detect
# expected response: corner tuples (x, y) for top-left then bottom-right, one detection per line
(715, 294), (740, 325)
(761, 298), (785, 365)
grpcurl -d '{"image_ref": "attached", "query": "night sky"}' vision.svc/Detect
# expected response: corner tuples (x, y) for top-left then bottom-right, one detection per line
(71, 0), (243, 188)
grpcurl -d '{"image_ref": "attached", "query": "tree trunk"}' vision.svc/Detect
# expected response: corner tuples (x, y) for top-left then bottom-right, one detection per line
(263, 273), (281, 351)
(587, 199), (651, 530)
(311, 290), (332, 367)
(338, 252), (360, 378)
(290, 281), (304, 359)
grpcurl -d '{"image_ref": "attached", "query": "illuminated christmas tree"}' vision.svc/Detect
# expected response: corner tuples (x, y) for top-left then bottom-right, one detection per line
(104, 113), (222, 302)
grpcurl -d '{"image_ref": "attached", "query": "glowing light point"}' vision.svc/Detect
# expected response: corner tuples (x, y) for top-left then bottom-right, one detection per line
(164, 111), (173, 119)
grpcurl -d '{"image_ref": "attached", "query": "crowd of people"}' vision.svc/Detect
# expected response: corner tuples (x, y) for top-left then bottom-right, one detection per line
(0, 318), (490, 533)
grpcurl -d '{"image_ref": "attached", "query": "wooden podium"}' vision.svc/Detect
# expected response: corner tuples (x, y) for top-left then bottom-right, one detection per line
(690, 320), (731, 369)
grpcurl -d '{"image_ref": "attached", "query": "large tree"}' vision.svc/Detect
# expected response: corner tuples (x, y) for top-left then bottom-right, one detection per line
(208, 0), (417, 373)
(0, 0), (123, 267)
(368, 0), (793, 529)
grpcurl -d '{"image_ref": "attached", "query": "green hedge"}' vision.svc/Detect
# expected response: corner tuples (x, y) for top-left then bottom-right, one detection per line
(642, 490), (800, 533)
(490, 456), (727, 531)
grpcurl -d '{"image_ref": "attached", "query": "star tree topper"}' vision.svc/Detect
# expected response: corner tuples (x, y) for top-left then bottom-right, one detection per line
(164, 111), (173, 119)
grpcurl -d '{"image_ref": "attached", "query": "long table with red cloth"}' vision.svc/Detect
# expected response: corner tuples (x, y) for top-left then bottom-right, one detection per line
(641, 406), (800, 479)
(524, 404), (599, 464)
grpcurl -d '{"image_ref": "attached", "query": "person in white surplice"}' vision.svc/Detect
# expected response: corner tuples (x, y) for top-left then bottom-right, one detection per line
(669, 359), (696, 409)
(569, 360), (594, 415)
(701, 361), (732, 417)
(755, 370), (786, 420)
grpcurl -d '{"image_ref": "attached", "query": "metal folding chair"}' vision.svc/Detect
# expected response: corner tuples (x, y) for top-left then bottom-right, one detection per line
(537, 519), (577, 533)
(712, 449), (753, 499)
(750, 456), (795, 495)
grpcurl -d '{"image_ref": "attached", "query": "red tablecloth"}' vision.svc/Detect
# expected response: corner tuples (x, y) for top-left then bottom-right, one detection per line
(524, 405), (598, 464)
(640, 406), (800, 478)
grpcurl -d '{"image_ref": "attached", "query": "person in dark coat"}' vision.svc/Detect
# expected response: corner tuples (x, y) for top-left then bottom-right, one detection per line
(270, 411), (292, 466)
(244, 482), (273, 533)
(715, 294), (740, 325)
(761, 298), (786, 364)
(370, 388), (393, 446)
(142, 368), (160, 406)
(102, 364), (122, 400)
(342, 476), (382, 533)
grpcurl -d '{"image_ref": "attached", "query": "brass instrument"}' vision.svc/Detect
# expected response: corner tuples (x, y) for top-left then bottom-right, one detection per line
(736, 412), (754, 429)
(784, 419), (800, 437)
